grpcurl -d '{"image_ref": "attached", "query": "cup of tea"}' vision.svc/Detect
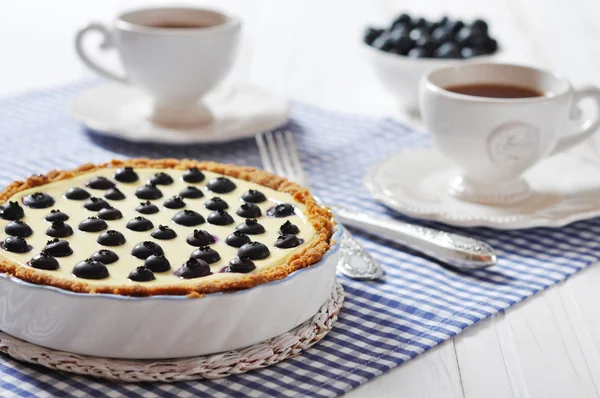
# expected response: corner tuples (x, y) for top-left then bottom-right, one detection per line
(419, 63), (600, 205)
(75, 7), (241, 127)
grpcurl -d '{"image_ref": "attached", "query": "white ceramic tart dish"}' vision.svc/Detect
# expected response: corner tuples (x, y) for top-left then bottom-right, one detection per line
(0, 159), (339, 359)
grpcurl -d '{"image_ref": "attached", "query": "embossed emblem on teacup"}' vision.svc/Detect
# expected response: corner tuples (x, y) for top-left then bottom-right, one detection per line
(488, 122), (539, 167)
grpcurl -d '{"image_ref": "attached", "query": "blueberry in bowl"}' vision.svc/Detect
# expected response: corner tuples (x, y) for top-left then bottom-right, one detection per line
(362, 14), (500, 110)
(365, 14), (498, 58)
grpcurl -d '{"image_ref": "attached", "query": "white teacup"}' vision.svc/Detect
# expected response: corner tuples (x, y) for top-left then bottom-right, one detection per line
(75, 7), (241, 127)
(419, 63), (600, 205)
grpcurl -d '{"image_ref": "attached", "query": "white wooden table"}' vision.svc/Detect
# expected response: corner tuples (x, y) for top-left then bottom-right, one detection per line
(2, 1), (600, 397)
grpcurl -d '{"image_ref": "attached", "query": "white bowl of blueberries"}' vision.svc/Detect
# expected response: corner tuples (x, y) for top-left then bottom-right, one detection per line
(363, 14), (499, 111)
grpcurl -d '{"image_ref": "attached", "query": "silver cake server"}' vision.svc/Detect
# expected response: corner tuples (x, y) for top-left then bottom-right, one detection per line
(331, 205), (497, 271)
(337, 229), (385, 280)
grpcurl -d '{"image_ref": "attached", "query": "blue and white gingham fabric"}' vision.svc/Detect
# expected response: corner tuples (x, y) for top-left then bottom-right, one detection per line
(2, 83), (600, 398)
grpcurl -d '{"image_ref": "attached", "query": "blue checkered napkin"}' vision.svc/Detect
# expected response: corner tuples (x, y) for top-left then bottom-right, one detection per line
(2, 83), (600, 398)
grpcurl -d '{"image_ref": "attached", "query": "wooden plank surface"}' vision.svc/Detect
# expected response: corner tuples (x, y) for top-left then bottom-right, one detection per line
(1, 1), (600, 397)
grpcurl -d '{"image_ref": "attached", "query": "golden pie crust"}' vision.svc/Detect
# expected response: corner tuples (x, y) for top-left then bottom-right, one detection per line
(0, 158), (334, 297)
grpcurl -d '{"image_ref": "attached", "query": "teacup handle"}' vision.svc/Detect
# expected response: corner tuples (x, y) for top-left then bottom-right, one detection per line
(551, 86), (600, 155)
(74, 23), (128, 84)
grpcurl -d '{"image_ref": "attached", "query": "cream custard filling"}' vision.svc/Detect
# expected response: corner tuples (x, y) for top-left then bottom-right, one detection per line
(0, 168), (316, 287)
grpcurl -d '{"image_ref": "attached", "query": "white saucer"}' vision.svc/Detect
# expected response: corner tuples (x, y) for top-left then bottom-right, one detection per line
(365, 147), (600, 229)
(71, 82), (289, 144)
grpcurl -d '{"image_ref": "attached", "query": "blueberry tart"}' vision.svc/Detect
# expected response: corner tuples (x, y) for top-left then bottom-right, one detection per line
(0, 159), (333, 296)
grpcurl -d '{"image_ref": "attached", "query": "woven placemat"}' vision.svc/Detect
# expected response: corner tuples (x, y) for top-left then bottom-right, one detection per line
(0, 281), (343, 382)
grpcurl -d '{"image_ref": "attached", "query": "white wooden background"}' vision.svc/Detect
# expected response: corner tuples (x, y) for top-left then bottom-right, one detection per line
(2, 1), (600, 397)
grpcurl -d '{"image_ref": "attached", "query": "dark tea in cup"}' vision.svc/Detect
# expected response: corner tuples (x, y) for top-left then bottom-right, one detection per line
(444, 83), (543, 99)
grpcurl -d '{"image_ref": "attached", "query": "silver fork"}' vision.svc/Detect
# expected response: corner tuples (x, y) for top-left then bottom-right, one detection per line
(256, 131), (384, 280)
